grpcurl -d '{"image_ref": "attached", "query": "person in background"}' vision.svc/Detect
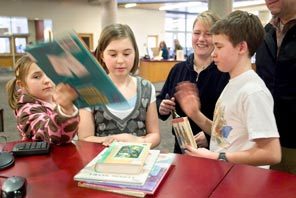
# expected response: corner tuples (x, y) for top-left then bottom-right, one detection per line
(167, 47), (174, 59)
(78, 24), (160, 148)
(159, 41), (169, 60)
(173, 39), (183, 52)
(175, 10), (281, 167)
(6, 55), (79, 145)
(173, 39), (183, 60)
(256, 0), (296, 174)
(157, 11), (229, 153)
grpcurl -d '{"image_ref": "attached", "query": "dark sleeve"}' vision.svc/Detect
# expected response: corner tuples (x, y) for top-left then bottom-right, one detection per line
(156, 64), (179, 121)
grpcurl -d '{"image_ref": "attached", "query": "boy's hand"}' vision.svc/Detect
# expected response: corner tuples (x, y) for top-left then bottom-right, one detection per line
(174, 82), (200, 118)
(184, 145), (218, 160)
(194, 131), (208, 148)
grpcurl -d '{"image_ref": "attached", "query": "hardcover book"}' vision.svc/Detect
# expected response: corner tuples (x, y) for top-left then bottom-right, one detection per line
(95, 142), (151, 174)
(74, 148), (159, 186)
(78, 153), (175, 197)
(25, 32), (129, 109)
(172, 116), (197, 153)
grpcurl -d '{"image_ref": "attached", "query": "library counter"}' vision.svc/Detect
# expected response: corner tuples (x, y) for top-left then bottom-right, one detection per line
(138, 59), (180, 83)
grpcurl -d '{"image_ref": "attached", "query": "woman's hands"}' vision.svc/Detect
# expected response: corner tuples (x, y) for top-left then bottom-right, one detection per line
(159, 96), (176, 116)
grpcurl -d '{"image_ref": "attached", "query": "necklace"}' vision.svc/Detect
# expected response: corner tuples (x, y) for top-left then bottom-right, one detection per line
(194, 64), (208, 82)
(194, 64), (207, 73)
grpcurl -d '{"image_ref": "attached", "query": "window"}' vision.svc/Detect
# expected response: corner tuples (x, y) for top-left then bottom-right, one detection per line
(0, 37), (11, 53)
(147, 35), (159, 57)
(44, 19), (53, 41)
(147, 35), (158, 48)
(164, 12), (196, 57)
(15, 37), (27, 54)
(11, 17), (28, 34)
(0, 16), (29, 68)
(0, 16), (29, 55)
(0, 17), (11, 35)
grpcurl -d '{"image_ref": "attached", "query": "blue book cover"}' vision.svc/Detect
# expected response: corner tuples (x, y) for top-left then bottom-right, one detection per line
(25, 32), (129, 109)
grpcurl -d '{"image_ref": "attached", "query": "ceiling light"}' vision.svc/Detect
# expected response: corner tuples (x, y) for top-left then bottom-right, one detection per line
(159, 2), (206, 12)
(233, 0), (265, 7)
(124, 3), (137, 8)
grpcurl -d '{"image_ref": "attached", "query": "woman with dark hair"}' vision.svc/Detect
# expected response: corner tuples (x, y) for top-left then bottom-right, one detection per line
(159, 41), (169, 60)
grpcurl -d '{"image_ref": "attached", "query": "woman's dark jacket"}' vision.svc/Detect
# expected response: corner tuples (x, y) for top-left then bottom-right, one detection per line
(156, 54), (229, 153)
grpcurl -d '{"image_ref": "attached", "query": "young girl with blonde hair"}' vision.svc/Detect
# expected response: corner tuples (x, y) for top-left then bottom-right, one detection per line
(6, 55), (79, 144)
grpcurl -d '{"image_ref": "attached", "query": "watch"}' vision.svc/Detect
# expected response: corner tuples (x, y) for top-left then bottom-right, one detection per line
(218, 152), (228, 162)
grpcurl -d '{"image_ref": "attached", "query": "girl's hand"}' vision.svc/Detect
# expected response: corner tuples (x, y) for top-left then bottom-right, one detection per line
(102, 136), (116, 146)
(159, 97), (176, 115)
(53, 83), (78, 114)
(102, 133), (143, 146)
(194, 132), (208, 148)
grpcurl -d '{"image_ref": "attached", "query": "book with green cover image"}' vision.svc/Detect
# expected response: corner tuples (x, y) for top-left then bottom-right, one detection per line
(95, 142), (151, 174)
(25, 32), (129, 109)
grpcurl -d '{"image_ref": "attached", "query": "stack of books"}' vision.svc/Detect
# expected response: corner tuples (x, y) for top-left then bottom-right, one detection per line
(74, 142), (175, 197)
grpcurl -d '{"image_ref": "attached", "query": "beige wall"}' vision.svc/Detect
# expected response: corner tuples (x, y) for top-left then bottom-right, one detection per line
(0, 0), (165, 56)
(234, 4), (271, 25)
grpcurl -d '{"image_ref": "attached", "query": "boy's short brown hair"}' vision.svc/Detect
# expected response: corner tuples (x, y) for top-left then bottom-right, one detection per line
(210, 10), (265, 57)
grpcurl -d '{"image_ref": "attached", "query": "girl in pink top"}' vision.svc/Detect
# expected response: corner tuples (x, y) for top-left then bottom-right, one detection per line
(6, 55), (79, 144)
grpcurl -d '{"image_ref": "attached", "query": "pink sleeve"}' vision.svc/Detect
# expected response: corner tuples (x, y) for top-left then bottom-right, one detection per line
(16, 103), (79, 145)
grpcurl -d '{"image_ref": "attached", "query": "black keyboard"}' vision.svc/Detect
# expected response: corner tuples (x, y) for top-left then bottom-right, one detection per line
(12, 142), (50, 156)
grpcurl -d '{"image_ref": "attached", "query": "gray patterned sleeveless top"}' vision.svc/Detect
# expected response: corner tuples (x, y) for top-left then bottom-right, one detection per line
(93, 77), (152, 137)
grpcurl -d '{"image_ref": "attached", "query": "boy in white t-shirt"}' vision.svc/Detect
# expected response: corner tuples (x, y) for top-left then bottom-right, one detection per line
(174, 10), (281, 167)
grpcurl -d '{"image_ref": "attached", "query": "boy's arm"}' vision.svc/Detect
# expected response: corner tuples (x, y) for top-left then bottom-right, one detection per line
(226, 138), (281, 166)
(185, 137), (281, 166)
(174, 82), (213, 134)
